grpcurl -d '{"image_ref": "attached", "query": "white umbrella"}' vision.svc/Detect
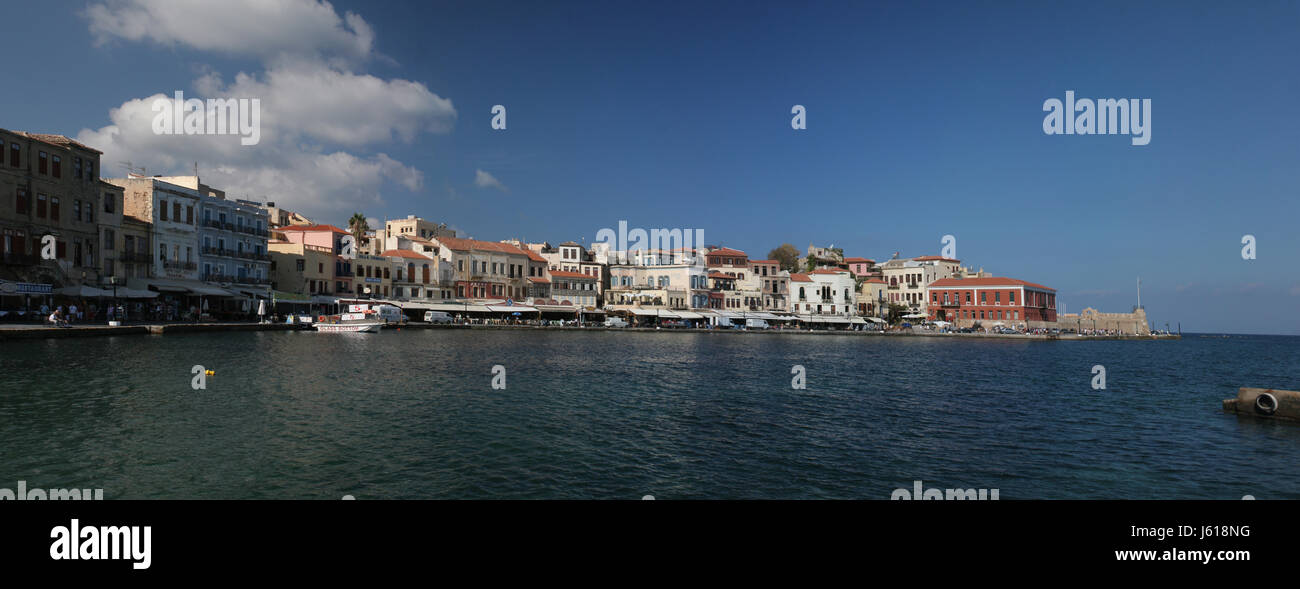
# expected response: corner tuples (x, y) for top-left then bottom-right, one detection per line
(257, 299), (266, 316)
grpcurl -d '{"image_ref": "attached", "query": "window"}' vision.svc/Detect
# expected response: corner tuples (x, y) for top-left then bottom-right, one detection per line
(73, 200), (81, 222)
(104, 192), (115, 213)
(56, 240), (66, 259)
(74, 158), (82, 179)
(8, 143), (18, 167)
(159, 243), (166, 260)
(186, 206), (193, 224)
(51, 155), (61, 178)
(160, 201), (168, 221)
(16, 188), (28, 214)
(296, 259), (304, 272)
(173, 202), (181, 222)
(38, 151), (47, 174)
(50, 197), (60, 221)
(86, 161), (93, 179)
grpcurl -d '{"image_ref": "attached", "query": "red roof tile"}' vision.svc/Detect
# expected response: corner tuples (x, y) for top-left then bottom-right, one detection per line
(928, 277), (1054, 291)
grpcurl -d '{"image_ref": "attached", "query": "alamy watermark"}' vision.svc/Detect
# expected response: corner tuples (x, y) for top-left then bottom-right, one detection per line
(1043, 91), (1150, 146)
(152, 91), (261, 146)
(0, 481), (103, 500)
(891, 480), (1000, 500)
(594, 221), (706, 266)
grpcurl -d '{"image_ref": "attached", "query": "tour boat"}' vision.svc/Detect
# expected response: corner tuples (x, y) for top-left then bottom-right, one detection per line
(314, 321), (383, 333)
(313, 309), (384, 333)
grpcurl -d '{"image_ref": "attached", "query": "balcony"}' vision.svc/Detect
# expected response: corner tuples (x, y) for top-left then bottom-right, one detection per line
(163, 260), (197, 271)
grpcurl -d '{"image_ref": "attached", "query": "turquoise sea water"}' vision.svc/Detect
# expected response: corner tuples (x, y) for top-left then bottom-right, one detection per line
(2, 330), (1297, 499)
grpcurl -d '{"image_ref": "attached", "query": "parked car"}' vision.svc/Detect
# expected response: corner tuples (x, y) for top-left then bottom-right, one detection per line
(423, 311), (453, 324)
(604, 317), (629, 328)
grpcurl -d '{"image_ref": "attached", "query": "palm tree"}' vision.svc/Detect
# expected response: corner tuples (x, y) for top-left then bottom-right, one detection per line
(347, 212), (369, 250)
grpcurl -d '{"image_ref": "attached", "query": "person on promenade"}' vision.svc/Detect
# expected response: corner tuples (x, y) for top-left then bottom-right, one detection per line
(68, 303), (78, 324)
(48, 308), (68, 327)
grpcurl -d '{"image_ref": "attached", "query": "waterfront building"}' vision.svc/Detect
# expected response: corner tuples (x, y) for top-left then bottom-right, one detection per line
(747, 259), (789, 312)
(857, 277), (887, 317)
(547, 270), (598, 308)
(0, 129), (113, 288)
(789, 268), (857, 317)
(426, 236), (532, 300)
(97, 181), (125, 286)
(109, 176), (202, 283)
(352, 253), (393, 298)
(514, 240), (608, 306)
(275, 224), (352, 295)
(879, 255), (966, 314)
(926, 277), (1058, 328)
(144, 177), (273, 291)
(118, 216), (152, 280)
(382, 248), (455, 301)
(606, 250), (709, 310)
(268, 237), (337, 296)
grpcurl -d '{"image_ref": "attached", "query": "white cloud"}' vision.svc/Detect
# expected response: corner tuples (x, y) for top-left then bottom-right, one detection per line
(85, 0), (376, 65)
(76, 1), (455, 220)
(474, 169), (508, 192)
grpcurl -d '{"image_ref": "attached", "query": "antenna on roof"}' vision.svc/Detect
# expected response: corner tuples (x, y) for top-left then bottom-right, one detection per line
(120, 161), (146, 177)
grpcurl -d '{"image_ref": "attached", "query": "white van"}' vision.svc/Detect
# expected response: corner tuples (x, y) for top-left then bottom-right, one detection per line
(745, 318), (770, 330)
(424, 311), (453, 324)
(372, 304), (406, 325)
(604, 317), (629, 328)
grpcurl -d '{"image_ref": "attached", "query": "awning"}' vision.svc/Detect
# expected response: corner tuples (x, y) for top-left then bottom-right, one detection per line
(799, 316), (825, 323)
(851, 318), (867, 324)
(55, 285), (112, 297)
(629, 308), (659, 316)
(675, 311), (704, 319)
(902, 313), (926, 319)
(191, 285), (237, 297)
(864, 317), (885, 323)
(486, 304), (538, 313)
(658, 311), (682, 319)
(114, 288), (159, 299)
(824, 317), (851, 324)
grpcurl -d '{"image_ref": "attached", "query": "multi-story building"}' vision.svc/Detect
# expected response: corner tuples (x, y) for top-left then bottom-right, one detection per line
(118, 216), (153, 281)
(845, 257), (877, 277)
(97, 181), (125, 286)
(747, 259), (789, 312)
(0, 129), (113, 288)
(427, 236), (532, 301)
(606, 251), (710, 310)
(109, 176), (202, 283)
(547, 270), (598, 308)
(857, 277), (887, 317)
(352, 253), (393, 298)
(269, 239), (337, 296)
(789, 269), (857, 317)
(879, 255), (965, 314)
(275, 224), (352, 295)
(146, 177), (273, 289)
(382, 248), (454, 301)
(379, 215), (456, 254)
(926, 277), (1058, 327)
(516, 240), (609, 306)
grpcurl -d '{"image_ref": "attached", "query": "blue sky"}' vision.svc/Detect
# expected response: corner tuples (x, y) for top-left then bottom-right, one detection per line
(3, 0), (1299, 334)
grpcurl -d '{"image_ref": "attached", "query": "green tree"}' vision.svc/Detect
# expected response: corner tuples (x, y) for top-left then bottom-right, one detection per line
(886, 303), (909, 325)
(347, 212), (370, 249)
(767, 243), (800, 272)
